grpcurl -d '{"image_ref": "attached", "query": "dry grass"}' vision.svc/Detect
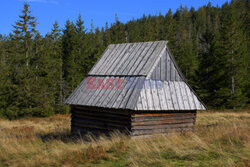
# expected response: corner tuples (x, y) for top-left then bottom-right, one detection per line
(0, 111), (249, 167)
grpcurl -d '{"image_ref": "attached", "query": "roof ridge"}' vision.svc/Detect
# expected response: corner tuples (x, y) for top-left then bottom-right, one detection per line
(86, 74), (147, 77)
(108, 40), (168, 46)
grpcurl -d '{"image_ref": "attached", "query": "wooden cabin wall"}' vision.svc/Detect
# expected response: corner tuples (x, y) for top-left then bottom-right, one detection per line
(131, 111), (196, 136)
(70, 106), (131, 135)
(71, 105), (196, 137)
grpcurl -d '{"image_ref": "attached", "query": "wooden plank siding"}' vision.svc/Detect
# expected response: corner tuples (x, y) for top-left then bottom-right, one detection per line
(149, 49), (182, 81)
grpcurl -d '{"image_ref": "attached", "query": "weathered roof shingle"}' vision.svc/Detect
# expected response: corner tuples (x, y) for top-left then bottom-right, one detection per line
(65, 41), (206, 111)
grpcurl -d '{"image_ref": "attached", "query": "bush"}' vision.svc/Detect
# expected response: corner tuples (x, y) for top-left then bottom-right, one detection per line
(41, 105), (55, 117)
(3, 106), (19, 120)
(57, 105), (69, 114)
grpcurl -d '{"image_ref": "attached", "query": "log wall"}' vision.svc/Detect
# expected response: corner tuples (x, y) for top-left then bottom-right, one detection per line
(71, 105), (196, 137)
(131, 111), (196, 136)
(71, 106), (131, 135)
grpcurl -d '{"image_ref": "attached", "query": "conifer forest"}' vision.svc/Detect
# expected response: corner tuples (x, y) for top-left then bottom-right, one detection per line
(0, 0), (249, 119)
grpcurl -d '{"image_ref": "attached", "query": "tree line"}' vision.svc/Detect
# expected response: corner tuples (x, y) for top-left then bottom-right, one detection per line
(0, 0), (249, 119)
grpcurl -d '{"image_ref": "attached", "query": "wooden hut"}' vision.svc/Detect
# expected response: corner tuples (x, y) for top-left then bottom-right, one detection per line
(65, 41), (206, 137)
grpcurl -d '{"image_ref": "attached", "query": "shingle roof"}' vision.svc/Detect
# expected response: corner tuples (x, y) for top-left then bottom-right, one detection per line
(88, 41), (166, 76)
(65, 76), (143, 109)
(65, 41), (206, 111)
(135, 81), (205, 110)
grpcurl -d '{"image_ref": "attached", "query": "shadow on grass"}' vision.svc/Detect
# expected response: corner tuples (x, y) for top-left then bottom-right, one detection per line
(38, 130), (127, 143)
(38, 131), (78, 143)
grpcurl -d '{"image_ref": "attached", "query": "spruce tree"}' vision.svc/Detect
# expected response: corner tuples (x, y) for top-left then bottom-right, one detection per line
(215, 3), (248, 108)
(62, 19), (77, 94)
(164, 9), (175, 47)
(173, 6), (198, 83)
(12, 2), (37, 69)
(43, 21), (66, 114)
(196, 21), (219, 107)
(10, 2), (38, 117)
(74, 14), (87, 78)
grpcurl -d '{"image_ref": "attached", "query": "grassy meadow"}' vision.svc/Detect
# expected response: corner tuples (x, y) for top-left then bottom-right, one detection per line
(0, 110), (249, 167)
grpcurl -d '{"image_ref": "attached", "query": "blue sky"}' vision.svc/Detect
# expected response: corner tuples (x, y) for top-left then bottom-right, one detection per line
(1, 0), (229, 35)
